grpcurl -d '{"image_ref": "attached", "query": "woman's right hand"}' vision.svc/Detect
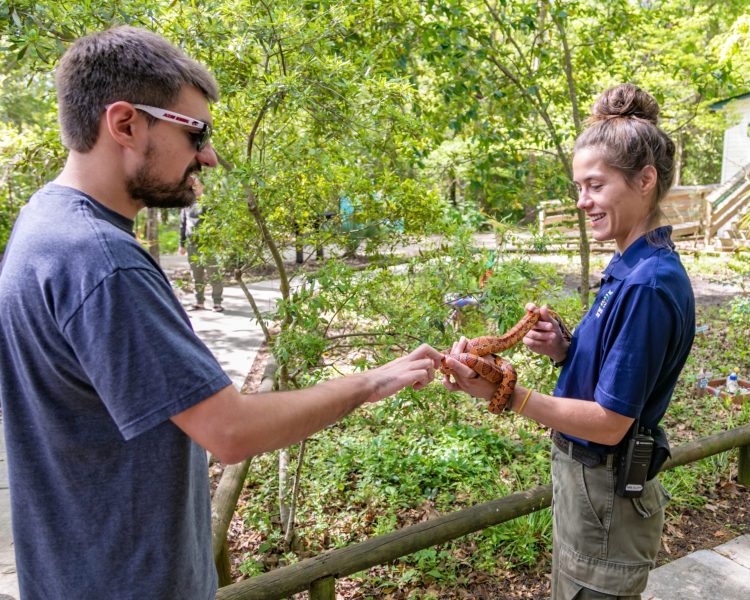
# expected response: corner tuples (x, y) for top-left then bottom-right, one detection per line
(522, 302), (570, 364)
(441, 336), (498, 402)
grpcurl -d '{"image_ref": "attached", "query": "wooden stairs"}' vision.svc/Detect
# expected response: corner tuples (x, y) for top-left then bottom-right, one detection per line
(704, 165), (750, 249)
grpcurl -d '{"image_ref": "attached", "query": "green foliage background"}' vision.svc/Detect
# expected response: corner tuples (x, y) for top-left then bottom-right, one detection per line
(2, 0), (750, 256)
(3, 1), (750, 595)
(240, 249), (750, 593)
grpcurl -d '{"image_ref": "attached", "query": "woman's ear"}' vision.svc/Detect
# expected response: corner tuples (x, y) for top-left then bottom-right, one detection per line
(639, 165), (658, 196)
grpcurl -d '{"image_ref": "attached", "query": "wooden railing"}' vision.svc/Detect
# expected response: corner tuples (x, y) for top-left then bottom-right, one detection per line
(214, 423), (750, 600)
(704, 167), (750, 247)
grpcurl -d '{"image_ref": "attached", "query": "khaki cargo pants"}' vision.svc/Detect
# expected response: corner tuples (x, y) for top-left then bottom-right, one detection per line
(550, 445), (670, 599)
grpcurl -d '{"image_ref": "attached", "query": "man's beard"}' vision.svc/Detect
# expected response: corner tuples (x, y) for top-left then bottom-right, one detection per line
(127, 143), (199, 209)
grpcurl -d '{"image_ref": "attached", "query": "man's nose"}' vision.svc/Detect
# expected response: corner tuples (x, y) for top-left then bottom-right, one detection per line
(197, 143), (218, 168)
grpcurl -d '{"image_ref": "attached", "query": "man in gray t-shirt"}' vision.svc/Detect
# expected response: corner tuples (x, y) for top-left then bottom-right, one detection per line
(1, 182), (227, 599)
(0, 27), (441, 600)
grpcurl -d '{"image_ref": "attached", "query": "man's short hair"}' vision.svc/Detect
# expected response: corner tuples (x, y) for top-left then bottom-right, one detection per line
(55, 26), (219, 152)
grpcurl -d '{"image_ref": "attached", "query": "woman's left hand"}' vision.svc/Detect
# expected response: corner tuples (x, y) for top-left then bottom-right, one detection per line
(522, 302), (569, 364)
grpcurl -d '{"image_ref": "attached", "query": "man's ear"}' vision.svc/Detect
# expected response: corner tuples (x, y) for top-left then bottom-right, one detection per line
(639, 165), (658, 197)
(104, 102), (142, 150)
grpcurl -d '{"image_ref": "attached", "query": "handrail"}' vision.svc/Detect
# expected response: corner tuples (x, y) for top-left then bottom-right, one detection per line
(538, 186), (716, 242)
(215, 423), (750, 600)
(708, 164), (750, 210)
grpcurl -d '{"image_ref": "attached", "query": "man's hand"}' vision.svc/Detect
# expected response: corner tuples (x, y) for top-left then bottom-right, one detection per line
(522, 302), (569, 364)
(173, 344), (444, 463)
(363, 343), (443, 403)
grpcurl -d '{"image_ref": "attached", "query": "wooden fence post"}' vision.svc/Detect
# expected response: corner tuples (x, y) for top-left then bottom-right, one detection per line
(217, 539), (233, 587)
(212, 357), (277, 585)
(309, 575), (336, 600)
(738, 443), (750, 486)
(704, 193), (713, 247)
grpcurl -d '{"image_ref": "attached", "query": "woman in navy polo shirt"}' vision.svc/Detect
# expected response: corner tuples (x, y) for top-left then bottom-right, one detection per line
(443, 83), (695, 599)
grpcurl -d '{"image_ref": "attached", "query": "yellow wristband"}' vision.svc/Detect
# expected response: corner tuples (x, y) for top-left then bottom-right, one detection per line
(517, 388), (532, 415)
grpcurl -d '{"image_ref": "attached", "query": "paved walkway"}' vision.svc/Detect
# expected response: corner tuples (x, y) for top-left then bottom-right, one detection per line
(0, 248), (748, 599)
(644, 535), (750, 599)
(162, 252), (281, 389)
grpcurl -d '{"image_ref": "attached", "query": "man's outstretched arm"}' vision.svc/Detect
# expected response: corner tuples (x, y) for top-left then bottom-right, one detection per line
(171, 344), (442, 464)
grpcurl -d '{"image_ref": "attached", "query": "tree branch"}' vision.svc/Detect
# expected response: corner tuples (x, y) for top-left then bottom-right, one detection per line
(551, 6), (582, 133)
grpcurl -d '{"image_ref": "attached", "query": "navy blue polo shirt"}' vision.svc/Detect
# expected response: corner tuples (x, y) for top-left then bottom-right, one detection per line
(554, 226), (695, 454)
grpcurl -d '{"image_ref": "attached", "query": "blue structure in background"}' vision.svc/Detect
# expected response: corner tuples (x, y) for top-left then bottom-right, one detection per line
(339, 196), (355, 231)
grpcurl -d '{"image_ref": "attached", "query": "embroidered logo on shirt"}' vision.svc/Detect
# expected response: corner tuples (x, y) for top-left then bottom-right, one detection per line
(595, 289), (614, 318)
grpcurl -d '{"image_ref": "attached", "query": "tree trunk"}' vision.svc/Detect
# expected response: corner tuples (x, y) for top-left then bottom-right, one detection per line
(284, 439), (308, 550)
(522, 154), (537, 225)
(448, 167), (458, 207)
(674, 135), (683, 186)
(246, 190), (295, 541)
(278, 448), (290, 534)
(145, 207), (160, 262)
(576, 206), (590, 308)
(217, 540), (232, 587)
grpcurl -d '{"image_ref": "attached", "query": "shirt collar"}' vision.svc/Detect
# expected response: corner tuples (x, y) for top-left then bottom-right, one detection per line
(48, 183), (135, 235)
(602, 225), (674, 282)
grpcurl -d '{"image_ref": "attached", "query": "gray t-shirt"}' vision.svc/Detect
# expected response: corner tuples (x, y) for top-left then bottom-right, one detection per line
(0, 184), (231, 599)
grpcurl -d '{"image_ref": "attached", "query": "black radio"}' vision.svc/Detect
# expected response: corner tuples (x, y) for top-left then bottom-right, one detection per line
(615, 424), (654, 498)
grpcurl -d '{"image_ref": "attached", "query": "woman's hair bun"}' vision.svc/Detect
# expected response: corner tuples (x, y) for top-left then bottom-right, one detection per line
(590, 83), (659, 125)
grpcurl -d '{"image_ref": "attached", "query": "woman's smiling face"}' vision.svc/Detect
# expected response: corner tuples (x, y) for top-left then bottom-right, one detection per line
(573, 146), (655, 253)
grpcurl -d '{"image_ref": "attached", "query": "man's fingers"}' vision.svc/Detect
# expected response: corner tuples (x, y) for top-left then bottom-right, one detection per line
(398, 344), (442, 369)
(412, 343), (444, 366)
(409, 363), (438, 391)
(411, 357), (437, 374)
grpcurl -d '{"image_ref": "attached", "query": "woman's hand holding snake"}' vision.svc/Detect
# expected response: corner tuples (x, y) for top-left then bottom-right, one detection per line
(441, 305), (571, 414)
(441, 336), (499, 401)
(521, 302), (571, 365)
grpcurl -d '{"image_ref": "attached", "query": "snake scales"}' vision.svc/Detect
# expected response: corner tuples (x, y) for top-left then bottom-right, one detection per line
(441, 306), (571, 413)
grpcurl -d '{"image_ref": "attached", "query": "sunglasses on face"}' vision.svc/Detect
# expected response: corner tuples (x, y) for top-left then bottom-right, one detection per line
(104, 103), (213, 151)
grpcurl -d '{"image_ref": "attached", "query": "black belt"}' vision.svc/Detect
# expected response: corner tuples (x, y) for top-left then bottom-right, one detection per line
(552, 431), (612, 468)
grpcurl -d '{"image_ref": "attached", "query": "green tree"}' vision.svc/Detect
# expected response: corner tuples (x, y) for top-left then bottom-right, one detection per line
(417, 0), (749, 305)
(1, 0), (447, 545)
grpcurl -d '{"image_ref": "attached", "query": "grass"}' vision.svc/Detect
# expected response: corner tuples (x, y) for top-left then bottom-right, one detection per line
(233, 250), (749, 596)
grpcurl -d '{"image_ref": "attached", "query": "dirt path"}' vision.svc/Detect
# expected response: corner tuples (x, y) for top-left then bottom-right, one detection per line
(689, 276), (746, 307)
